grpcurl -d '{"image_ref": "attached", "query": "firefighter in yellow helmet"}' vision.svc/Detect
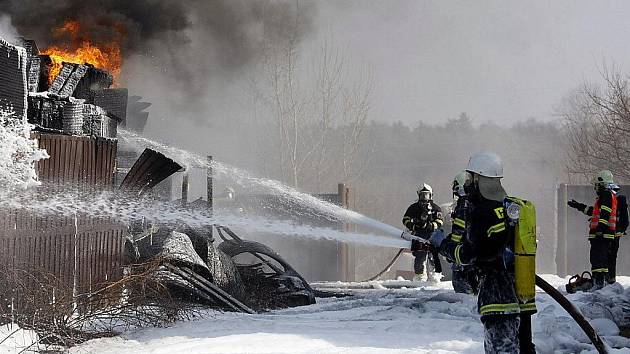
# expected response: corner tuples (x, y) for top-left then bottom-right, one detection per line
(568, 170), (618, 289)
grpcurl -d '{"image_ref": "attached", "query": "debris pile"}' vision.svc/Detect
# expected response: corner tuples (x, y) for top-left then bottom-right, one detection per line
(14, 38), (123, 138)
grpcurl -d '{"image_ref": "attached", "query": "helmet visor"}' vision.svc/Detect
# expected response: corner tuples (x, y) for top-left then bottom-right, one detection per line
(464, 172), (474, 187)
(418, 191), (432, 202)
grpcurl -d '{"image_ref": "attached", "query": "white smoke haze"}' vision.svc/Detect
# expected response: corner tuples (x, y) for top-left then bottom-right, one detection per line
(115, 2), (582, 275)
(0, 14), (18, 43)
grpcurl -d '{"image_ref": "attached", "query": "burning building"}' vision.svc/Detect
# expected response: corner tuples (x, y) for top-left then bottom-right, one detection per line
(0, 29), (317, 341)
(21, 33), (124, 139)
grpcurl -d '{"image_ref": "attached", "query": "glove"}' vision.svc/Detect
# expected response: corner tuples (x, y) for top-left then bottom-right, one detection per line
(428, 229), (446, 248)
(567, 199), (586, 212)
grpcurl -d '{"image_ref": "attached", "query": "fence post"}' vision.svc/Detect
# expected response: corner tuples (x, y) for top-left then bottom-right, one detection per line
(337, 183), (355, 282)
(207, 156), (213, 241)
(555, 183), (568, 277)
(181, 173), (189, 207)
(207, 156), (213, 212)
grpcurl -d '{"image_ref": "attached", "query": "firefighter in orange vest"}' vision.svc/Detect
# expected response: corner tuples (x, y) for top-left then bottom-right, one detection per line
(567, 170), (618, 289)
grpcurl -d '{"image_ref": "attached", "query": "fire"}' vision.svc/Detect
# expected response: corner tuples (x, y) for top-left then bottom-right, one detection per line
(41, 21), (123, 85)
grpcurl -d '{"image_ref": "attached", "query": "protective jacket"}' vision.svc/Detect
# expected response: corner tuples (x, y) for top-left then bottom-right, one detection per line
(402, 201), (443, 237)
(616, 194), (628, 237)
(449, 197), (467, 244)
(582, 190), (617, 239)
(448, 196), (479, 294)
(439, 196), (520, 317)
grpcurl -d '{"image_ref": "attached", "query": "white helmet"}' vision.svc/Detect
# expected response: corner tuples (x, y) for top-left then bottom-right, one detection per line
(417, 183), (433, 202)
(592, 170), (614, 187)
(466, 152), (503, 178)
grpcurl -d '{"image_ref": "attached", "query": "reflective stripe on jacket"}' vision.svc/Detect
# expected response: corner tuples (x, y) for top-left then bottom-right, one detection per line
(589, 190), (617, 239)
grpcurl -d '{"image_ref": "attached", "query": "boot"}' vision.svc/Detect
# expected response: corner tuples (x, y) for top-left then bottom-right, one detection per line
(427, 271), (443, 284)
(591, 272), (605, 291)
(413, 273), (427, 282)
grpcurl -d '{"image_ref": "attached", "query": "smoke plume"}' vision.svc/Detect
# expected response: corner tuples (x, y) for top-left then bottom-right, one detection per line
(0, 0), (315, 94)
(0, 14), (17, 43)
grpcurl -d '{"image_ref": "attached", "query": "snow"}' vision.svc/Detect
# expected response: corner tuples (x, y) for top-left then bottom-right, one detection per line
(64, 276), (630, 354)
(0, 324), (39, 353)
(0, 109), (48, 190)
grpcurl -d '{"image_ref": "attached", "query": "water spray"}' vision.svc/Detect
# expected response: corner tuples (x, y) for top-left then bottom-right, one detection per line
(117, 129), (407, 240)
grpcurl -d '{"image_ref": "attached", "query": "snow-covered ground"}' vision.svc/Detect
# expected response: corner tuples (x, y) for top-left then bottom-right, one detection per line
(63, 275), (630, 354)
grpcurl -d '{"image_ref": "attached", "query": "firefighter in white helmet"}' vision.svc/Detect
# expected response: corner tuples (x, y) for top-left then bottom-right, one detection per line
(430, 152), (536, 353)
(402, 183), (444, 282)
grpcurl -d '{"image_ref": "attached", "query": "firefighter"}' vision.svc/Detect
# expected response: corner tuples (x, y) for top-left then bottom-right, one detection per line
(429, 152), (521, 353)
(567, 170), (618, 289)
(608, 184), (627, 284)
(402, 183), (444, 281)
(448, 171), (478, 294)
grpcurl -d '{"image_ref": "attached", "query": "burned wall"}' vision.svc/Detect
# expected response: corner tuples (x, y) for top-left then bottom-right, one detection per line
(0, 38), (27, 120)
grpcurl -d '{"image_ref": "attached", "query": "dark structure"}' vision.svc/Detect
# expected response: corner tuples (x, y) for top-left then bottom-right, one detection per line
(0, 38), (27, 119)
(119, 149), (315, 312)
(1, 38), (125, 300)
(1, 36), (318, 321)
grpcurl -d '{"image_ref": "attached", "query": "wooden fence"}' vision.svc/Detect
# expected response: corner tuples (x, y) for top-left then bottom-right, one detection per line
(35, 132), (117, 186)
(0, 212), (126, 295)
(0, 132), (125, 301)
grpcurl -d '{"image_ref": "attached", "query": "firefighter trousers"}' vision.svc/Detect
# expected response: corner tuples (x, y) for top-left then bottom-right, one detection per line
(608, 237), (620, 283)
(590, 237), (611, 287)
(481, 314), (520, 354)
(412, 249), (442, 274)
(452, 264), (478, 294)
(519, 313), (535, 354)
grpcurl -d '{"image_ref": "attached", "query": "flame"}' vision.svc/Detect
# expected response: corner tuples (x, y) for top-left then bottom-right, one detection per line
(41, 21), (123, 85)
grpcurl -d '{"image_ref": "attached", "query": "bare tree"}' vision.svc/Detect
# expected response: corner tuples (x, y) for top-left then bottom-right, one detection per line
(562, 66), (630, 182)
(339, 70), (373, 183)
(254, 34), (373, 190)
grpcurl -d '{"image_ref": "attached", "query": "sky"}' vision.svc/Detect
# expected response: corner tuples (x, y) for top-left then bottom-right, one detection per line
(311, 0), (630, 125)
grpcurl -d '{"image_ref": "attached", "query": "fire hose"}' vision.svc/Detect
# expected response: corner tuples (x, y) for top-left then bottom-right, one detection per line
(535, 275), (609, 354)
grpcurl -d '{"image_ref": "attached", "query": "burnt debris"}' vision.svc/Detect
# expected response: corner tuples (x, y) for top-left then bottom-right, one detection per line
(2, 35), (318, 317)
(0, 37), (124, 139)
(119, 151), (316, 312)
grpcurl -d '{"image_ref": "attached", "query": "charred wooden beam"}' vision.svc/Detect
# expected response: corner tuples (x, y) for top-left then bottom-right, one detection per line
(74, 66), (114, 101)
(26, 56), (41, 92)
(93, 88), (128, 124)
(119, 148), (182, 195)
(125, 95), (151, 133)
(59, 64), (88, 97)
(48, 63), (75, 94)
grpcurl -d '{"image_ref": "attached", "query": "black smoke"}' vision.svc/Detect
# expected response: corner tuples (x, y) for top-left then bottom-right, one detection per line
(0, 0), (315, 94)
